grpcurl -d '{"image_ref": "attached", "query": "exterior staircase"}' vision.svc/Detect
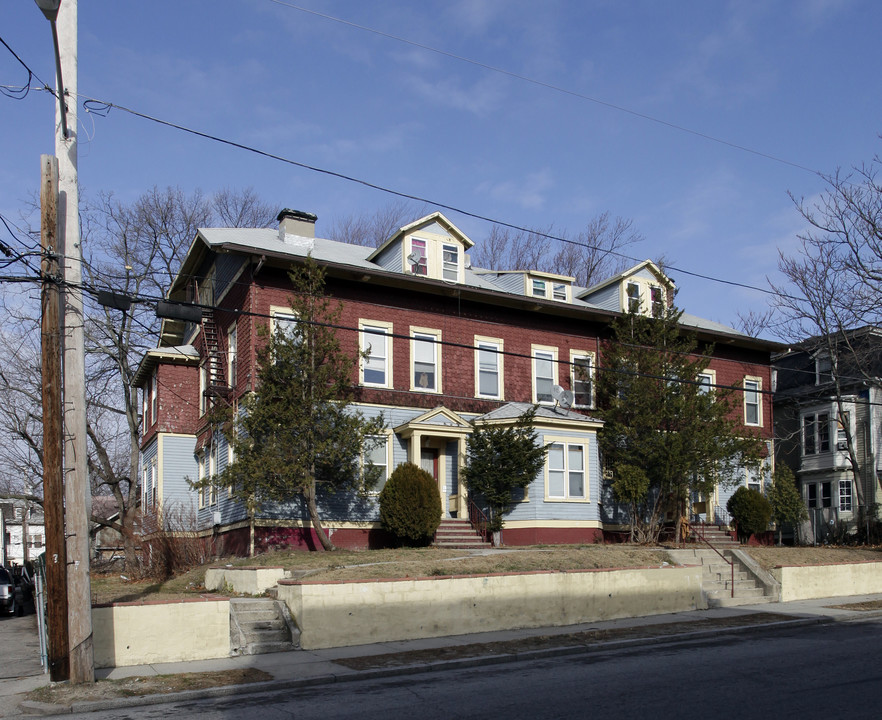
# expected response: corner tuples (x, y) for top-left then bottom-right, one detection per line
(667, 545), (776, 608)
(433, 518), (491, 549)
(229, 598), (299, 655)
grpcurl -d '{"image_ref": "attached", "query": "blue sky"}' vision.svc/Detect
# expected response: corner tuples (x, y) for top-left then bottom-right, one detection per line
(2, 0), (881, 336)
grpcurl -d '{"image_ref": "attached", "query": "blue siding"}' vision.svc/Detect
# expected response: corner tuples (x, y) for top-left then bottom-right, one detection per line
(582, 284), (620, 312)
(215, 254), (244, 299)
(159, 434), (198, 530)
(483, 273), (525, 295)
(373, 241), (403, 272)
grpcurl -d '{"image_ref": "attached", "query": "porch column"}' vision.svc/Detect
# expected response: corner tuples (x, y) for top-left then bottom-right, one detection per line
(409, 431), (422, 465)
(457, 435), (468, 518)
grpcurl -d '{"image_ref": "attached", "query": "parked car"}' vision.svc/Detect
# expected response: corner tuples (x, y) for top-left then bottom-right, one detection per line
(11, 565), (33, 609)
(0, 567), (16, 616)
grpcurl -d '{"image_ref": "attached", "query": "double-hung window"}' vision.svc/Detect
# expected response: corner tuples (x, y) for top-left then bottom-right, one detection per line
(150, 369), (158, 423)
(442, 244), (459, 282)
(803, 412), (830, 455)
(571, 352), (594, 408)
(363, 435), (390, 493)
(626, 282), (641, 313)
(743, 378), (762, 426)
(197, 452), (206, 509)
(410, 238), (428, 276)
(227, 324), (237, 388)
(360, 321), (392, 388)
(650, 286), (665, 318)
(552, 283), (567, 302)
(411, 328), (440, 392)
(532, 346), (557, 404)
(475, 338), (503, 399)
(272, 309), (298, 342)
(697, 370), (715, 395)
(547, 441), (587, 501)
(532, 279), (547, 298)
(839, 480), (853, 512)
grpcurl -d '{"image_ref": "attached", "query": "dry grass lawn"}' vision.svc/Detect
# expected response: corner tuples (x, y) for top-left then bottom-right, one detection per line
(89, 543), (882, 604)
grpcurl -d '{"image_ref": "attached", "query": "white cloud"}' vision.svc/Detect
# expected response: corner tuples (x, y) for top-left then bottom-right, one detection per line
(476, 169), (554, 210)
(403, 72), (509, 117)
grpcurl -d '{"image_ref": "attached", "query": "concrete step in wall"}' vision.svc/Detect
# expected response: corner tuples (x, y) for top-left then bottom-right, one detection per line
(230, 598), (299, 655)
(666, 548), (774, 608)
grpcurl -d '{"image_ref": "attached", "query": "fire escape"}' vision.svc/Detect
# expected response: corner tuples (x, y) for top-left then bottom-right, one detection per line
(195, 279), (232, 407)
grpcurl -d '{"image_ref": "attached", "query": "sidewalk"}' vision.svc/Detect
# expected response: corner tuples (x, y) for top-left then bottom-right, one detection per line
(5, 593), (882, 716)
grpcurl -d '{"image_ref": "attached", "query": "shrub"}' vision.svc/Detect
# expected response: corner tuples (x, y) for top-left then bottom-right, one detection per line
(379, 462), (442, 545)
(727, 487), (772, 542)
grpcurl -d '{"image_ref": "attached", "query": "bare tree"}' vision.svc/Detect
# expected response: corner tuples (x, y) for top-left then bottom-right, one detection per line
(0, 186), (278, 572)
(772, 148), (882, 515)
(328, 200), (428, 248)
(470, 213), (642, 287)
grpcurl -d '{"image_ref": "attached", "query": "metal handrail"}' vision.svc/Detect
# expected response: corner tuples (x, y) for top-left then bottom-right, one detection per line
(691, 521), (735, 598)
(467, 499), (492, 544)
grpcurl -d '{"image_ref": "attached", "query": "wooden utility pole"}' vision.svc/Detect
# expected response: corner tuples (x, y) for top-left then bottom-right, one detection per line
(41, 153), (69, 683)
(53, 0), (94, 683)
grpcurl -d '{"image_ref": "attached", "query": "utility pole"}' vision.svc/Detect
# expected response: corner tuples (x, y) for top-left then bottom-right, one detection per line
(40, 153), (69, 682)
(52, 0), (95, 684)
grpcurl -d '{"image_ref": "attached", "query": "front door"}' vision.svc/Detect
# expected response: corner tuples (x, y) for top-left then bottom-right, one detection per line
(420, 448), (444, 516)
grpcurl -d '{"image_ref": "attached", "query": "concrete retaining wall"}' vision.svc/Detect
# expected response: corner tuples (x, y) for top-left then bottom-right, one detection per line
(772, 562), (882, 602)
(277, 565), (704, 650)
(204, 566), (290, 595)
(92, 597), (230, 668)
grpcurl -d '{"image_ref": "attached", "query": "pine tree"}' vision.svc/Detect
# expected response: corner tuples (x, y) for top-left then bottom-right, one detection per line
(768, 465), (807, 545)
(597, 307), (765, 543)
(461, 406), (548, 540)
(215, 257), (384, 552)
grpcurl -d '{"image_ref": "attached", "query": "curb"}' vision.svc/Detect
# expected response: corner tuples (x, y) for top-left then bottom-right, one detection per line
(17, 615), (833, 715)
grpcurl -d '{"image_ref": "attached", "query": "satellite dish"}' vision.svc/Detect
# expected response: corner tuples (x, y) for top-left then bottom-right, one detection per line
(407, 251), (421, 266)
(551, 384), (574, 409)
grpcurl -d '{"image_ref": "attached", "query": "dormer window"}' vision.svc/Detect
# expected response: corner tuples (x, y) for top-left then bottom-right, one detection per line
(410, 238), (428, 276)
(532, 279), (546, 298)
(627, 282), (640, 313)
(442, 244), (459, 282)
(650, 285), (664, 318)
(552, 283), (567, 301)
(816, 354), (832, 385)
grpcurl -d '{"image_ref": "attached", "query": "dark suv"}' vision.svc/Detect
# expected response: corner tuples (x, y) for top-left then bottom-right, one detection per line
(0, 567), (16, 616)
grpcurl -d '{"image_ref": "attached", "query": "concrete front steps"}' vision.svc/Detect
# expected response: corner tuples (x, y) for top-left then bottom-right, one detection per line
(230, 598), (300, 655)
(433, 518), (491, 549)
(692, 524), (740, 548)
(667, 547), (775, 608)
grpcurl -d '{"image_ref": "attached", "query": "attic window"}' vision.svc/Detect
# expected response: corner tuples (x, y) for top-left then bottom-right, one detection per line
(626, 282), (640, 313)
(532, 279), (547, 298)
(442, 244), (459, 282)
(552, 283), (567, 302)
(650, 286), (664, 318)
(410, 238), (428, 276)
(816, 355), (832, 385)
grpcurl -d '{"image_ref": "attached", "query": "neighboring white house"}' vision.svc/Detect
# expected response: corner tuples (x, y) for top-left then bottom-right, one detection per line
(0, 501), (45, 566)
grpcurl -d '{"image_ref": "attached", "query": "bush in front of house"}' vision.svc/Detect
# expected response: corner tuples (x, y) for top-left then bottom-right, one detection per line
(379, 462), (442, 545)
(727, 486), (772, 543)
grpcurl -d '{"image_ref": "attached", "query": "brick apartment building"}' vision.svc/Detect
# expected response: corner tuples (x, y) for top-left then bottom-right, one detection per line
(133, 209), (777, 551)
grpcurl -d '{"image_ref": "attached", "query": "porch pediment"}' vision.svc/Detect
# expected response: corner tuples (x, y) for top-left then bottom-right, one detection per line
(394, 406), (472, 438)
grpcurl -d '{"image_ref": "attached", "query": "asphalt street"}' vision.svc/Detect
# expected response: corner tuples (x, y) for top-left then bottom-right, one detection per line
(61, 617), (882, 720)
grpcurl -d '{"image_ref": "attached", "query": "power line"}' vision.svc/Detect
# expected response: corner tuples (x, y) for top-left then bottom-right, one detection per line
(70, 91), (795, 303)
(0, 31), (800, 303)
(268, 0), (822, 177)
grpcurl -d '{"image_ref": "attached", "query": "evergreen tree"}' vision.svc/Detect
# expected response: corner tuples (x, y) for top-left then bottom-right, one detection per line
(214, 257), (384, 552)
(768, 465), (807, 545)
(597, 307), (765, 543)
(461, 406), (548, 539)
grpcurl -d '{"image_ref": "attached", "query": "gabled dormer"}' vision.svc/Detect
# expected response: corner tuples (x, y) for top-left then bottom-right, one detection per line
(579, 260), (674, 317)
(474, 269), (575, 303)
(367, 212), (474, 284)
